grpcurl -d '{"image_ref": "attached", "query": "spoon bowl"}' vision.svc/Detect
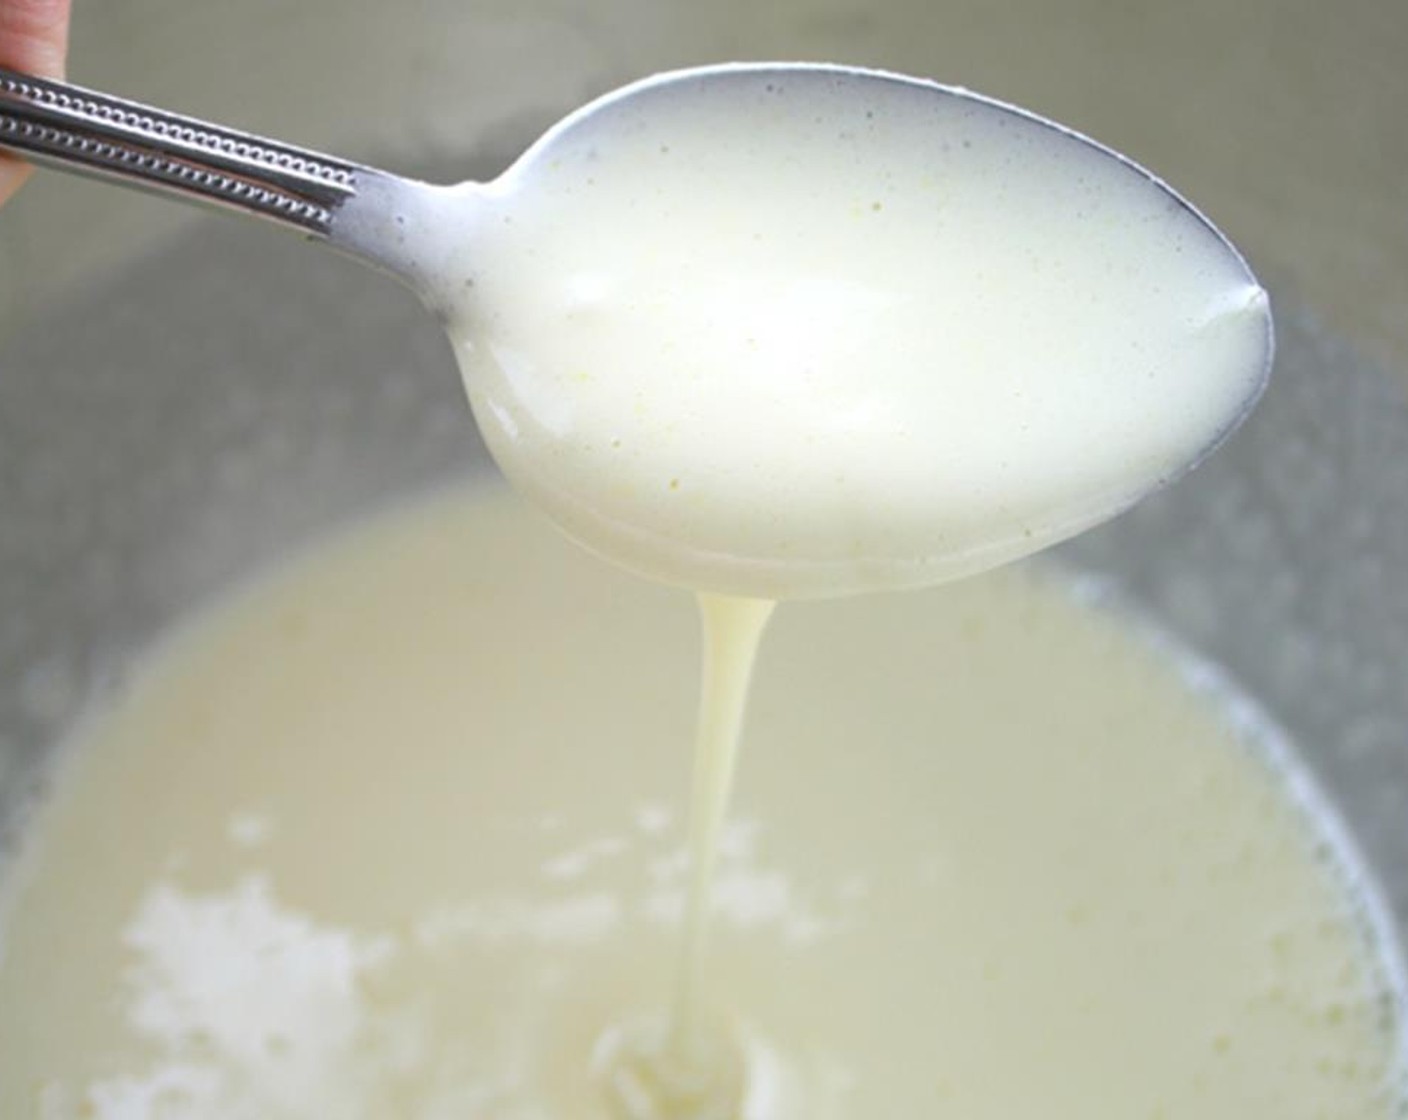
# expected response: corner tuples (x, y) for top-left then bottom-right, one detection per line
(436, 65), (1273, 596)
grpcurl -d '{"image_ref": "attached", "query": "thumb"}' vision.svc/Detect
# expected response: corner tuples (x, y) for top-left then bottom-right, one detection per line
(1, 0), (74, 206)
(0, 0), (71, 77)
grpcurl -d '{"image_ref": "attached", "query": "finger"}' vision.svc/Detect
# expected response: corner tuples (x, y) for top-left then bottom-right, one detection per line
(1, 0), (74, 204)
(0, 161), (30, 208)
(0, 0), (72, 76)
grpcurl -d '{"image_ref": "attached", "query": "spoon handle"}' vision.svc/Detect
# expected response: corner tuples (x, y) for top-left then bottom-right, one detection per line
(0, 65), (368, 239)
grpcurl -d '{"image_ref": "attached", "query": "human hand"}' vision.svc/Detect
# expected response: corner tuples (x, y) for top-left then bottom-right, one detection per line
(0, 0), (72, 207)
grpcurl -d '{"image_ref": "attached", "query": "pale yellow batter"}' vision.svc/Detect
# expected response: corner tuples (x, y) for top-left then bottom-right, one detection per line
(446, 66), (1270, 598)
(0, 483), (1398, 1118)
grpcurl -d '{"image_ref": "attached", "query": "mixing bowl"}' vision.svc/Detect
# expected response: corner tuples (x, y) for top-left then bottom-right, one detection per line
(2, 0), (1405, 1043)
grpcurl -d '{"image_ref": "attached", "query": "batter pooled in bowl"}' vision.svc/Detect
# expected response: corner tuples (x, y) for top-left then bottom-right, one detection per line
(0, 486), (1399, 1117)
(2, 55), (1380, 1120)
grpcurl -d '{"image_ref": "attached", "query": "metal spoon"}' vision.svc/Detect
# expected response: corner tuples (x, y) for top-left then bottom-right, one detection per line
(0, 62), (475, 304)
(0, 62), (1271, 597)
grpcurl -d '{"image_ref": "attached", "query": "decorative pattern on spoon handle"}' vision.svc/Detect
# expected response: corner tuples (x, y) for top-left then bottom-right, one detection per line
(0, 66), (362, 236)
